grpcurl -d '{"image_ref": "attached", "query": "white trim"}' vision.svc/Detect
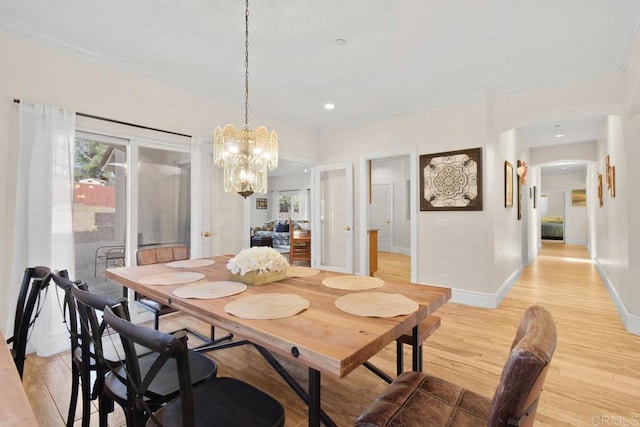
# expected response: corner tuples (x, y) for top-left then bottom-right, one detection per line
(359, 147), (417, 282)
(594, 260), (640, 336)
(392, 246), (411, 256)
(448, 267), (522, 309)
(565, 239), (587, 245)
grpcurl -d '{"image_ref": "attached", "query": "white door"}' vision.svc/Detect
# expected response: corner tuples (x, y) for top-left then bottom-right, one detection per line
(190, 137), (212, 258)
(313, 163), (354, 273)
(370, 183), (393, 252)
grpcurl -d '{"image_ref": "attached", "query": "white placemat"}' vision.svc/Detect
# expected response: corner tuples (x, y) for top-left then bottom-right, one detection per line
(166, 259), (215, 268)
(138, 271), (205, 286)
(322, 275), (385, 290)
(334, 292), (418, 318)
(172, 280), (247, 299)
(225, 293), (310, 319)
(286, 266), (320, 278)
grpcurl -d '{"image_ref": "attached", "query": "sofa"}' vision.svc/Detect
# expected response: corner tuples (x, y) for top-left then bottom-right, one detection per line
(251, 219), (310, 249)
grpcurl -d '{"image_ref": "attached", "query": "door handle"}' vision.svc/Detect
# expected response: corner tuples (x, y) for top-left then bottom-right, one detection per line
(345, 226), (352, 231)
(202, 231), (211, 238)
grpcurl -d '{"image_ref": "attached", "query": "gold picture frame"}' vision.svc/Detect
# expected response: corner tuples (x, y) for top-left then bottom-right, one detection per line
(610, 165), (616, 197)
(504, 161), (513, 208)
(597, 173), (603, 207)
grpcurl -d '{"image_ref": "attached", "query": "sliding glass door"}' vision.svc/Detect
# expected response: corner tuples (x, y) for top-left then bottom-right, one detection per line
(72, 132), (191, 300)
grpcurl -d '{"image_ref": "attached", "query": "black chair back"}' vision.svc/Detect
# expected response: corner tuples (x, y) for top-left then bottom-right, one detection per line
(104, 305), (195, 427)
(7, 266), (52, 378)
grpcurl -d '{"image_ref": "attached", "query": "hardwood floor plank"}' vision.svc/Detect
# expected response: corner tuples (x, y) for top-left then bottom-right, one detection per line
(23, 242), (640, 426)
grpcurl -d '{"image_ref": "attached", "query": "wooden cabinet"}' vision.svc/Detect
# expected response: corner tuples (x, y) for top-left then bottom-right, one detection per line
(290, 230), (311, 265)
(369, 229), (378, 276)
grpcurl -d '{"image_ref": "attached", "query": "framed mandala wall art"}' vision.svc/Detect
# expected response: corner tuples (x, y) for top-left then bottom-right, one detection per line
(420, 147), (483, 211)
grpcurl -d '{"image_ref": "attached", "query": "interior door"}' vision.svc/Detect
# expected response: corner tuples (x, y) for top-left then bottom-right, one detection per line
(313, 163), (354, 273)
(370, 182), (393, 252)
(190, 137), (212, 258)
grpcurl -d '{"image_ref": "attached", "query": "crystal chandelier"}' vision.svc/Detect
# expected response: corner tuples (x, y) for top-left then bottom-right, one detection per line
(213, 0), (278, 198)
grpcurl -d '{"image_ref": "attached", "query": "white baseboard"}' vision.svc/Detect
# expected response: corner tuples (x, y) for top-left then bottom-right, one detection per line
(594, 260), (640, 336)
(450, 267), (522, 309)
(566, 239), (587, 245)
(392, 246), (411, 256)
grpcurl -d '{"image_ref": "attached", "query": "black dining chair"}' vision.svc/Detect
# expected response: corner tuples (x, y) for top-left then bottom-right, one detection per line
(103, 304), (286, 427)
(72, 284), (218, 427)
(51, 270), (88, 427)
(6, 266), (52, 379)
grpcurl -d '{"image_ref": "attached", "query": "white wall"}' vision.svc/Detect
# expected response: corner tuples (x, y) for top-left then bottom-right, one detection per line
(0, 33), (319, 334)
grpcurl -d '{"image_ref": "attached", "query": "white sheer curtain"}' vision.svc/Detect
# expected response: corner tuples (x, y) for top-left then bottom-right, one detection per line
(10, 101), (76, 356)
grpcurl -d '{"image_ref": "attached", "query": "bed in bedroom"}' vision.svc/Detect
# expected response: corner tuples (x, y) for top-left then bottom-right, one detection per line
(541, 215), (564, 240)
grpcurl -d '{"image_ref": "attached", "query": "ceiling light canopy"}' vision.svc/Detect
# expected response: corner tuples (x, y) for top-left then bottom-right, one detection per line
(213, 0), (278, 198)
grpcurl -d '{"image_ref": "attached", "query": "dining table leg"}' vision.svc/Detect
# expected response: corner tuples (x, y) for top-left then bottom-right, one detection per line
(253, 345), (337, 427)
(309, 368), (321, 427)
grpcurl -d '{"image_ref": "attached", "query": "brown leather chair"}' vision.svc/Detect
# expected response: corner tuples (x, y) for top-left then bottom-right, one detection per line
(354, 305), (557, 427)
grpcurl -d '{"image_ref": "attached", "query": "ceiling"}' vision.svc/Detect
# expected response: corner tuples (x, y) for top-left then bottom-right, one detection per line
(2, 1), (640, 132)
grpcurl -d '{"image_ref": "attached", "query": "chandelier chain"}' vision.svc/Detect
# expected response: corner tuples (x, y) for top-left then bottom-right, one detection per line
(244, 0), (249, 126)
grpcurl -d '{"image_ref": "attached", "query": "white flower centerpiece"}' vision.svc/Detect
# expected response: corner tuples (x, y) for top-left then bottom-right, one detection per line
(227, 246), (289, 286)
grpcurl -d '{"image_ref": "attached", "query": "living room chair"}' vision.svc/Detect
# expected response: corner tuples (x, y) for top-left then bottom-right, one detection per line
(103, 304), (286, 427)
(72, 284), (218, 426)
(133, 245), (233, 351)
(354, 305), (557, 426)
(6, 266), (52, 379)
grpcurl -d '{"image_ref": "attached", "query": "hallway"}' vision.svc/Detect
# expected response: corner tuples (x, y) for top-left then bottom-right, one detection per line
(424, 241), (640, 425)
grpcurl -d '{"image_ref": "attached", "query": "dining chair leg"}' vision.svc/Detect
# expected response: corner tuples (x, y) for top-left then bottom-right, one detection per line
(79, 367), (92, 427)
(98, 394), (113, 427)
(66, 364), (80, 427)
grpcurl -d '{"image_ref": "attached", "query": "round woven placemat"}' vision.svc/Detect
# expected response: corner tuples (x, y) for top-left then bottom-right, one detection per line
(225, 293), (310, 319)
(138, 271), (205, 286)
(172, 281), (247, 299)
(166, 259), (215, 268)
(286, 266), (320, 278)
(334, 292), (419, 318)
(322, 275), (385, 290)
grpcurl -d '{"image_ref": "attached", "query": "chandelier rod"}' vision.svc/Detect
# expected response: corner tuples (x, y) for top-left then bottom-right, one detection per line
(244, 0), (250, 126)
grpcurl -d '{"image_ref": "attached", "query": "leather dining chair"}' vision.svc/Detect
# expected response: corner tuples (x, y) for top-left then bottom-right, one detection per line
(103, 304), (286, 427)
(72, 284), (218, 427)
(6, 266), (52, 379)
(354, 305), (557, 427)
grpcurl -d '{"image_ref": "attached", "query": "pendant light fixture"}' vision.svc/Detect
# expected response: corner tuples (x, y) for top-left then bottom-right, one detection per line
(213, 0), (278, 198)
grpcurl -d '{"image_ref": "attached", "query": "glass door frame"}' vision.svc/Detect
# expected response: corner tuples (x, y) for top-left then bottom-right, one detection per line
(312, 162), (354, 273)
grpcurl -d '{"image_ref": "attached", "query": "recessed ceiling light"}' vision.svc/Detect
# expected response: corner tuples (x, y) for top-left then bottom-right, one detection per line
(304, 168), (308, 173)
(335, 38), (346, 46)
(561, 167), (567, 170)
(554, 124), (561, 128)
(555, 134), (565, 138)
(324, 103), (335, 110)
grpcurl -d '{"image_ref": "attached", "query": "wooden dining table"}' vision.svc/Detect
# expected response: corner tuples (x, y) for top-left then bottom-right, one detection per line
(105, 255), (451, 427)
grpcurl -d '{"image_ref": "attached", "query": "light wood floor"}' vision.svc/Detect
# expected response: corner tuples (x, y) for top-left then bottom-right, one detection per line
(23, 242), (640, 426)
